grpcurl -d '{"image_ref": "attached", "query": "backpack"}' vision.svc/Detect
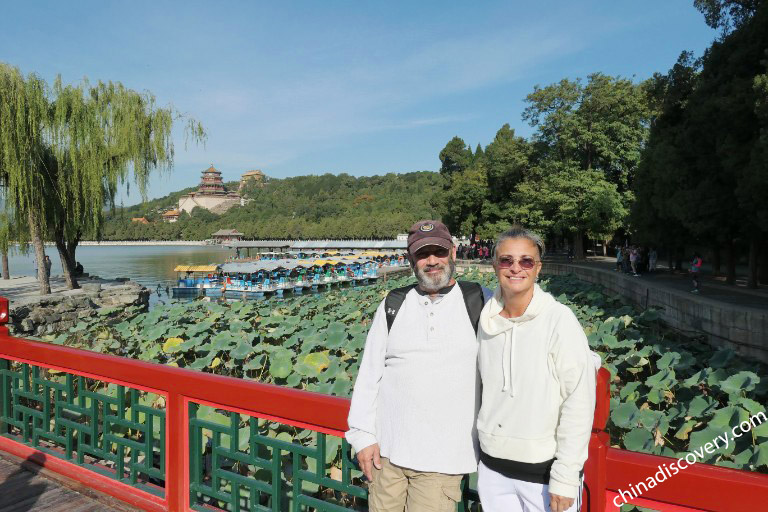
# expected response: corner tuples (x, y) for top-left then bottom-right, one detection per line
(384, 281), (488, 334)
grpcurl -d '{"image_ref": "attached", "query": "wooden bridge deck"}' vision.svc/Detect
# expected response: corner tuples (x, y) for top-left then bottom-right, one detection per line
(0, 451), (135, 512)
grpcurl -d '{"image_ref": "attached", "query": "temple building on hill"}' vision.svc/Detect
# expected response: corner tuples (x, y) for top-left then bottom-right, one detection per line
(239, 169), (265, 191)
(178, 165), (242, 214)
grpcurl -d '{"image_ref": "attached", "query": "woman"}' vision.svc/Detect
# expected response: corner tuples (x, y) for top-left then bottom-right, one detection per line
(476, 226), (596, 512)
(690, 253), (702, 293)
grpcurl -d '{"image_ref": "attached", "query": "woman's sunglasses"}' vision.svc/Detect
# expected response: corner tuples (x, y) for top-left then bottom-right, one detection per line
(497, 256), (538, 270)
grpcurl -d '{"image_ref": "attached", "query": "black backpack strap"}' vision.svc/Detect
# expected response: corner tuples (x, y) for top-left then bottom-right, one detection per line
(457, 280), (485, 334)
(384, 284), (417, 332)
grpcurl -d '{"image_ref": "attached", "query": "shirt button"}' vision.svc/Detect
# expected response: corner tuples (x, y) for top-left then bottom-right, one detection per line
(430, 327), (435, 331)
(429, 312), (434, 317)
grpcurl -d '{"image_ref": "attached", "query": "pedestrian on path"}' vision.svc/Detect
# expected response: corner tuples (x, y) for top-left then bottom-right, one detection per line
(649, 248), (658, 272)
(615, 247), (622, 271)
(630, 246), (639, 276)
(690, 253), (703, 293)
(44, 255), (52, 278)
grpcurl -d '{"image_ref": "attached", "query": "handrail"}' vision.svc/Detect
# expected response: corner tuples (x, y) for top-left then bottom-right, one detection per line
(0, 335), (349, 436)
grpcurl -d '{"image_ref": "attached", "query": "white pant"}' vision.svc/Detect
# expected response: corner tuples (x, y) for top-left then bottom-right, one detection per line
(477, 461), (581, 512)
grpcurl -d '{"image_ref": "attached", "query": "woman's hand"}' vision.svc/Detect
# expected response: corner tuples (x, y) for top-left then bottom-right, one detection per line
(549, 492), (574, 512)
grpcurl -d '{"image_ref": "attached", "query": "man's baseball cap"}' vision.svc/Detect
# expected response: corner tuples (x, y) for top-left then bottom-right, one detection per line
(407, 220), (453, 254)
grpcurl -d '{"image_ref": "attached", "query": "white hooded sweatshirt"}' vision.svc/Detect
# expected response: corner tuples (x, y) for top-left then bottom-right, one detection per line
(477, 284), (596, 499)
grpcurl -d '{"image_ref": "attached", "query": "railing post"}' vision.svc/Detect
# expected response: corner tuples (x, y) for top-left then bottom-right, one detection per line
(584, 367), (611, 512)
(167, 392), (187, 511)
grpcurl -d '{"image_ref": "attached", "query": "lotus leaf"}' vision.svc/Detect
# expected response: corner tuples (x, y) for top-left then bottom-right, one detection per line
(706, 368), (730, 387)
(645, 368), (676, 391)
(162, 337), (184, 353)
(286, 373), (302, 387)
(674, 420), (698, 440)
(624, 354), (649, 367)
(623, 428), (654, 452)
(708, 406), (749, 430)
(269, 349), (293, 379)
(689, 427), (734, 458)
(231, 340), (253, 360)
(210, 331), (238, 350)
(754, 443), (768, 467)
(686, 396), (718, 418)
(619, 382), (642, 401)
(244, 354), (267, 371)
(657, 351), (681, 369)
(325, 322), (348, 348)
(709, 348), (736, 368)
(303, 351), (330, 373)
(611, 402), (640, 429)
(720, 371), (760, 395)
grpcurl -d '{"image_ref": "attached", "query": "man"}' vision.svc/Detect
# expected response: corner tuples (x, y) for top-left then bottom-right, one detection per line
(346, 220), (486, 511)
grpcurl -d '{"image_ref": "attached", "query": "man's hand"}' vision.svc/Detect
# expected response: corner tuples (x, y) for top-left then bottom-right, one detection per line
(549, 492), (574, 512)
(356, 443), (382, 481)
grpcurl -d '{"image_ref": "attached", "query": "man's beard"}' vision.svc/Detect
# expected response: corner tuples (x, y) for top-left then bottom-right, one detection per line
(414, 256), (456, 292)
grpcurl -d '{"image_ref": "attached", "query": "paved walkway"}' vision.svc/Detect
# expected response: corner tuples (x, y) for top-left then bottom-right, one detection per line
(563, 255), (768, 311)
(0, 452), (134, 511)
(0, 276), (134, 308)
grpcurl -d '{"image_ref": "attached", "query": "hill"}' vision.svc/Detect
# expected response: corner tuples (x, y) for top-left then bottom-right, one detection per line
(101, 171), (443, 240)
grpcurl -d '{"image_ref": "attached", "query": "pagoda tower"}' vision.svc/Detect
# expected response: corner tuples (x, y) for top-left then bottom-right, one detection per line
(198, 165), (227, 196)
(177, 164), (243, 214)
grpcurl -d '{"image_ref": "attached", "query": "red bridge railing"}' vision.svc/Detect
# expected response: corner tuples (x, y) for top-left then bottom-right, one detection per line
(1, 296), (767, 511)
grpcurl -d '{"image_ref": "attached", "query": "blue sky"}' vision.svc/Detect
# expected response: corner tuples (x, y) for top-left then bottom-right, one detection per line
(1, 1), (716, 205)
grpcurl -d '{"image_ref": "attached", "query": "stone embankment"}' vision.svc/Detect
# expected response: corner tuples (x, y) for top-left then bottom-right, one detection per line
(8, 280), (149, 337)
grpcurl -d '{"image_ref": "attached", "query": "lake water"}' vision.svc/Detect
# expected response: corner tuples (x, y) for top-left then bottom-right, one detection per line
(5, 245), (234, 290)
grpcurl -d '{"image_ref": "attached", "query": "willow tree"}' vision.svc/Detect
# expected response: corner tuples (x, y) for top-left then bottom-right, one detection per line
(0, 64), (52, 293)
(0, 62), (205, 292)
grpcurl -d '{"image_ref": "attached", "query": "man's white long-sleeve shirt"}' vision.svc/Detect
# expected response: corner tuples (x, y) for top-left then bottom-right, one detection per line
(346, 285), (480, 474)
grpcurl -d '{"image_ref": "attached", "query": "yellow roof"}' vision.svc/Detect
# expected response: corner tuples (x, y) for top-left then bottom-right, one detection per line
(323, 250), (339, 255)
(174, 265), (218, 272)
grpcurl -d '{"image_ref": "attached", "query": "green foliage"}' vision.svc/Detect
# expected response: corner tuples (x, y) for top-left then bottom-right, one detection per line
(437, 73), (649, 248)
(438, 136), (473, 177)
(548, 273), (768, 471)
(0, 61), (205, 289)
(102, 171), (443, 240)
(43, 270), (768, 473)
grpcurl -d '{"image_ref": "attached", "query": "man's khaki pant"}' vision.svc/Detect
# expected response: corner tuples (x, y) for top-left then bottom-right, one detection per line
(368, 457), (463, 512)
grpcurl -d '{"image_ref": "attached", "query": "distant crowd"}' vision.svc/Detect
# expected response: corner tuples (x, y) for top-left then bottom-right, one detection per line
(457, 240), (493, 260)
(615, 245), (658, 276)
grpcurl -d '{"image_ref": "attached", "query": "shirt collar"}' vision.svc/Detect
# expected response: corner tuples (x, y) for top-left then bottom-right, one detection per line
(415, 283), (456, 296)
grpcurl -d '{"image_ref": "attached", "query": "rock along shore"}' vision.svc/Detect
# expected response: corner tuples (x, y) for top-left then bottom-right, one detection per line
(6, 278), (149, 338)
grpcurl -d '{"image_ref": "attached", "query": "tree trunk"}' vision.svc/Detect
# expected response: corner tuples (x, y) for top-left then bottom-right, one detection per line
(28, 211), (50, 295)
(55, 239), (79, 290)
(574, 230), (585, 260)
(1, 249), (9, 279)
(725, 239), (736, 285)
(760, 239), (768, 285)
(712, 244), (721, 274)
(747, 237), (760, 289)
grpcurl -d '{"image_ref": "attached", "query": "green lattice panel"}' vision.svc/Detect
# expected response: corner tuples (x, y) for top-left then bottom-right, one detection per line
(188, 403), (482, 512)
(189, 403), (367, 511)
(0, 358), (166, 496)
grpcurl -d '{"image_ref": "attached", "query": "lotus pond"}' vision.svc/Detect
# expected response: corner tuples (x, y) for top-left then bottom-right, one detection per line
(40, 270), (768, 474)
